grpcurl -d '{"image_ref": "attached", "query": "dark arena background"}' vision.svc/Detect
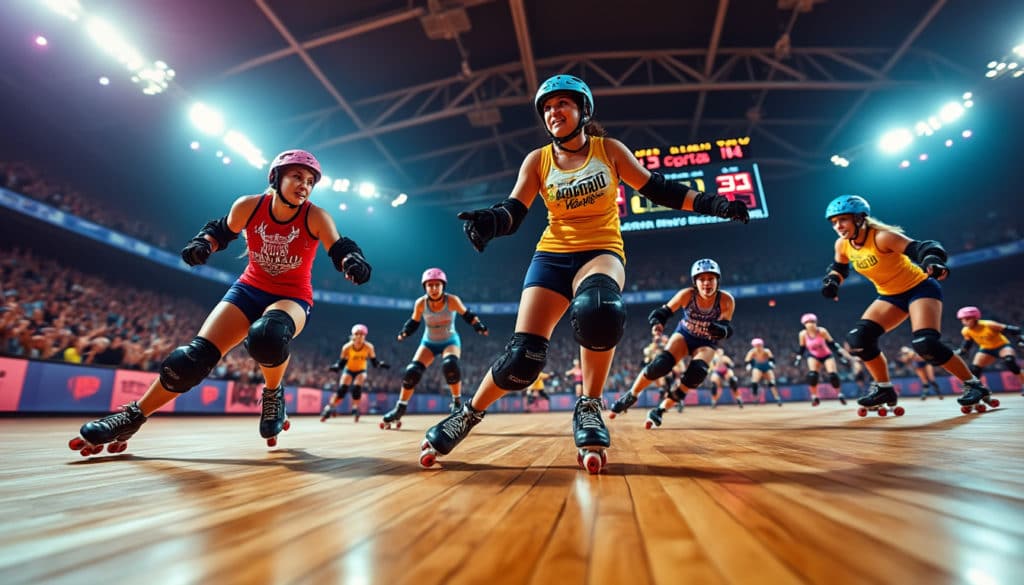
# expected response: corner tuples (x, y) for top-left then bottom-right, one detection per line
(2, 2), (1023, 584)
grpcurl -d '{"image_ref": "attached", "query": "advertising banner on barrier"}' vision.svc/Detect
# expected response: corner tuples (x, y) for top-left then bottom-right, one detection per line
(224, 382), (262, 414)
(296, 387), (325, 414)
(18, 362), (115, 412)
(174, 380), (231, 413)
(111, 370), (174, 414)
(0, 357), (29, 411)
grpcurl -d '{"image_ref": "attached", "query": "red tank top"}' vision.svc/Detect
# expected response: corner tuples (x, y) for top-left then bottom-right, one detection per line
(237, 195), (318, 304)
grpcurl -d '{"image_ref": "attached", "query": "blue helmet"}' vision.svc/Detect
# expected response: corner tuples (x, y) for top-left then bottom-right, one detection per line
(825, 195), (870, 219)
(534, 75), (594, 121)
(691, 258), (721, 280)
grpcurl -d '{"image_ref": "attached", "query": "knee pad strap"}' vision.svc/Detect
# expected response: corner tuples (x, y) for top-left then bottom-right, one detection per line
(491, 332), (549, 391)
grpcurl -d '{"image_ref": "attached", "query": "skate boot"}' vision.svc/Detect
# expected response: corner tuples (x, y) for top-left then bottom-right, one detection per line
(676, 400), (685, 413)
(260, 386), (290, 447)
(526, 393), (536, 406)
(351, 408), (360, 423)
(856, 383), (904, 417)
(736, 398), (744, 409)
(838, 394), (847, 406)
(608, 392), (637, 418)
(811, 396), (820, 407)
(419, 404), (486, 467)
(380, 403), (406, 430)
(957, 380), (1000, 414)
(450, 396), (463, 414)
(539, 389), (550, 402)
(320, 404), (333, 422)
(645, 407), (665, 429)
(69, 401), (147, 457)
(573, 396), (610, 474)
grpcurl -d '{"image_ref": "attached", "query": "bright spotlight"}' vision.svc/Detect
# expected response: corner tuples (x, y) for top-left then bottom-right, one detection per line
(961, 129), (972, 138)
(367, 206), (375, 214)
(189, 103), (226, 136)
(945, 139), (953, 147)
(918, 153), (928, 161)
(879, 128), (913, 154)
(938, 102), (964, 124)
(222, 156), (231, 165)
(962, 92), (973, 100)
(1015, 70), (1024, 78)
(338, 203), (348, 211)
(43, 0), (83, 21)
(223, 130), (267, 168)
(215, 150), (224, 157)
(1015, 44), (1024, 57)
(98, 76), (110, 85)
(189, 141), (200, 150)
(334, 178), (351, 192)
(963, 100), (974, 108)
(318, 175), (332, 189)
(358, 182), (376, 198)
(985, 70), (999, 78)
(899, 160), (910, 168)
(35, 36), (48, 47)
(987, 60), (998, 69)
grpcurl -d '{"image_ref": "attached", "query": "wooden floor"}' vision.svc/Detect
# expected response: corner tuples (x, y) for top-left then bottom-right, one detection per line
(2, 397), (1024, 585)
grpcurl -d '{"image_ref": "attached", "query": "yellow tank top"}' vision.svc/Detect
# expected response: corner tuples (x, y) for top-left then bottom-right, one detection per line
(841, 228), (927, 295)
(343, 343), (370, 371)
(536, 136), (624, 260)
(962, 320), (1009, 350)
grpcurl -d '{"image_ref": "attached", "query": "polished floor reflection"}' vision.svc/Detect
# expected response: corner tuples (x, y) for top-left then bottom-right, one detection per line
(3, 396), (1023, 585)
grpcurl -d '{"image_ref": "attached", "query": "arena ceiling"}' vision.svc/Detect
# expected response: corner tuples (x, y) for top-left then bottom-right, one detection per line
(0, 0), (1015, 212)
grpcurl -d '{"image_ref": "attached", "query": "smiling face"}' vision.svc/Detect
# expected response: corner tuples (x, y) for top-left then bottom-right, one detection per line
(542, 93), (581, 138)
(279, 165), (317, 205)
(693, 273), (719, 297)
(830, 213), (860, 240)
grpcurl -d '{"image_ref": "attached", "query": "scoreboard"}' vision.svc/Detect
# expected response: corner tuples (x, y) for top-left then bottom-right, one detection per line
(619, 136), (770, 233)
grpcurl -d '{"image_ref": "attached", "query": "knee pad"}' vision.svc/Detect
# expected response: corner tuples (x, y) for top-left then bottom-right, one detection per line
(569, 274), (626, 351)
(159, 336), (221, 393)
(680, 360), (710, 389)
(806, 370), (820, 386)
(350, 385), (363, 399)
(828, 372), (841, 389)
(969, 363), (983, 378)
(442, 355), (461, 384)
(402, 361), (426, 389)
(846, 319), (884, 361)
(751, 381), (759, 396)
(669, 387), (687, 402)
(334, 384), (350, 399)
(729, 377), (739, 392)
(1003, 355), (1021, 374)
(644, 351), (676, 380)
(244, 309), (295, 367)
(491, 332), (549, 391)
(911, 329), (954, 365)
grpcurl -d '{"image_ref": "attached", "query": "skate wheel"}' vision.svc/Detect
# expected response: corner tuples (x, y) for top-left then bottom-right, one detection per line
(960, 405), (972, 414)
(282, 420), (291, 431)
(69, 437), (85, 451)
(609, 412), (617, 419)
(990, 399), (1000, 407)
(644, 420), (653, 430)
(107, 441), (126, 453)
(379, 421), (387, 430)
(975, 403), (987, 413)
(395, 421), (402, 430)
(893, 406), (905, 417)
(878, 407), (887, 417)
(419, 449), (437, 469)
(267, 437), (278, 447)
(582, 451), (603, 474)
(857, 407), (868, 417)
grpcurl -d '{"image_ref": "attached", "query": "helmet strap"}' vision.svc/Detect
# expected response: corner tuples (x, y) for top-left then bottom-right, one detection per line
(849, 215), (867, 242)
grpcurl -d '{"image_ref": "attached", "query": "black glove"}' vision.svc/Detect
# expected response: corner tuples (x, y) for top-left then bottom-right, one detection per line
(181, 238), (212, 267)
(921, 255), (949, 279)
(473, 321), (488, 335)
(707, 321), (729, 340)
(378, 361), (390, 370)
(792, 355), (802, 367)
(648, 305), (674, 328)
(341, 252), (372, 285)
(821, 274), (840, 299)
(719, 199), (750, 223)
(457, 208), (501, 252)
(328, 359), (343, 373)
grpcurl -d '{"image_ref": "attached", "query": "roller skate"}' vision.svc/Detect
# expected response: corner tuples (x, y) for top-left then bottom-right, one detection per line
(856, 383), (904, 417)
(538, 389), (550, 402)
(260, 386), (290, 447)
(608, 391), (637, 419)
(450, 396), (463, 414)
(320, 404), (333, 422)
(957, 380), (999, 414)
(838, 394), (847, 406)
(645, 406), (665, 429)
(736, 398), (744, 409)
(351, 408), (360, 423)
(380, 403), (406, 430)
(68, 401), (147, 457)
(573, 396), (610, 474)
(419, 404), (486, 468)
(811, 396), (820, 407)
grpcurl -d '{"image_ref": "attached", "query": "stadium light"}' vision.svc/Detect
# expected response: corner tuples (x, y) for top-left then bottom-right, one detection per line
(938, 102), (964, 124)
(35, 36), (48, 46)
(879, 128), (913, 154)
(189, 103), (225, 136)
(358, 182), (376, 198)
(333, 178), (350, 192)
(42, 0), (82, 21)
(223, 130), (267, 169)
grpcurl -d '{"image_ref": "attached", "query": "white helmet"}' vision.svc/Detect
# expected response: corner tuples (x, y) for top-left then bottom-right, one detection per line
(691, 258), (721, 280)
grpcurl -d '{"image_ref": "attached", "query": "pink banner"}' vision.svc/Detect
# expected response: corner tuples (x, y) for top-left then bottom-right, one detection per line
(1000, 371), (1022, 391)
(0, 357), (28, 411)
(111, 370), (174, 413)
(225, 382), (262, 414)
(296, 387), (323, 414)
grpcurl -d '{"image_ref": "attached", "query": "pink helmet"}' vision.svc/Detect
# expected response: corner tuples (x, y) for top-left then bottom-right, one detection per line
(421, 267), (447, 288)
(351, 324), (368, 336)
(801, 313), (818, 324)
(956, 306), (981, 320)
(268, 149), (322, 186)
(751, 338), (764, 347)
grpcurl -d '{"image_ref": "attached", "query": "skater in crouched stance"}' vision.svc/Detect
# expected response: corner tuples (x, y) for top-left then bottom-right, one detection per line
(321, 324), (388, 422)
(69, 150), (372, 456)
(610, 258), (737, 428)
(955, 306), (1023, 388)
(821, 195), (992, 416)
(418, 75), (748, 472)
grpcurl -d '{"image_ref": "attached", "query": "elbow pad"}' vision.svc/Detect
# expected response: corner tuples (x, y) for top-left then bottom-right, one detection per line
(494, 198), (529, 236)
(401, 318), (421, 337)
(638, 172), (688, 210)
(905, 239), (948, 264)
(648, 304), (675, 327)
(328, 237), (364, 272)
(827, 261), (850, 279)
(461, 310), (478, 324)
(197, 216), (238, 251)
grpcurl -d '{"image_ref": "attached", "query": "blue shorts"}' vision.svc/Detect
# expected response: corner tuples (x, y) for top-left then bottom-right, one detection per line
(420, 336), (461, 357)
(978, 344), (1011, 358)
(673, 326), (717, 355)
(222, 282), (312, 323)
(877, 277), (942, 313)
(913, 360), (928, 369)
(753, 362), (773, 372)
(523, 249), (624, 300)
